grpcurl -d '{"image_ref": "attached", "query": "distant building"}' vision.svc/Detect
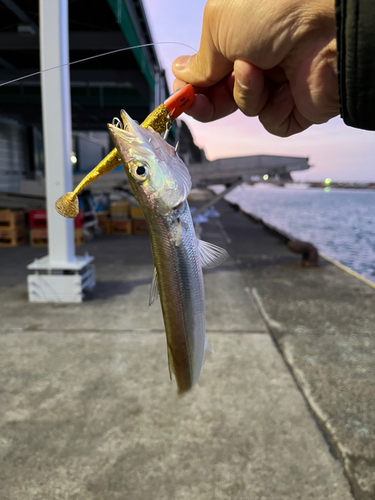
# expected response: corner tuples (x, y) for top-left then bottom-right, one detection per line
(188, 154), (311, 187)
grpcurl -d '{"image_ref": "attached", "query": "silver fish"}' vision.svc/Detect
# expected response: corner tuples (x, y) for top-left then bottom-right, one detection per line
(108, 111), (228, 393)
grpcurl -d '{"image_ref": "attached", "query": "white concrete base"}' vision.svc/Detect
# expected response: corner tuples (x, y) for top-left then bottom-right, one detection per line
(27, 255), (95, 303)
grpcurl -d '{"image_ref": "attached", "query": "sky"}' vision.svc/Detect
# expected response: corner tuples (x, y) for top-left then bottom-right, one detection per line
(142, 0), (375, 182)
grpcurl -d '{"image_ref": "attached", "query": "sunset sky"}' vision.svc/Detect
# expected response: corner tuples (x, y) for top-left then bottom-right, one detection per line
(143, 0), (375, 182)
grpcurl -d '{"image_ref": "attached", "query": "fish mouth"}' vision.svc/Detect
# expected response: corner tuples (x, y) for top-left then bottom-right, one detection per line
(107, 110), (143, 164)
(119, 109), (132, 132)
(107, 110), (137, 140)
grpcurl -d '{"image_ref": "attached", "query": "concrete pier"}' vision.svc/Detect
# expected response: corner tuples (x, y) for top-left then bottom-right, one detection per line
(1, 199), (373, 499)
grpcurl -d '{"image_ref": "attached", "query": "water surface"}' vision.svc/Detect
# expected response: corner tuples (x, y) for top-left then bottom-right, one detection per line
(217, 184), (375, 282)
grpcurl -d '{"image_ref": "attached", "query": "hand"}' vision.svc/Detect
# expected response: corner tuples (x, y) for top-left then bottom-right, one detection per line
(172, 0), (339, 136)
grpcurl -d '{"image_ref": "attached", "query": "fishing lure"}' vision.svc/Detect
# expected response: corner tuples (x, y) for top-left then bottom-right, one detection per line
(55, 84), (195, 217)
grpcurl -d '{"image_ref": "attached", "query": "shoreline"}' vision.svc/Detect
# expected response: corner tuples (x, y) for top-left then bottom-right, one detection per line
(226, 199), (375, 289)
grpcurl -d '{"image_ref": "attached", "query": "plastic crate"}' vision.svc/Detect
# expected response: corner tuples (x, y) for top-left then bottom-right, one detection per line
(29, 210), (47, 228)
(0, 227), (25, 246)
(74, 210), (85, 228)
(30, 228), (84, 246)
(132, 219), (148, 235)
(130, 206), (144, 219)
(29, 209), (84, 228)
(110, 201), (130, 217)
(111, 218), (132, 235)
(0, 210), (25, 229)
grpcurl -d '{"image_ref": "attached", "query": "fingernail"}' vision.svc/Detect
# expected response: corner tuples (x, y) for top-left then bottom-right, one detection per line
(173, 55), (192, 71)
(234, 60), (250, 89)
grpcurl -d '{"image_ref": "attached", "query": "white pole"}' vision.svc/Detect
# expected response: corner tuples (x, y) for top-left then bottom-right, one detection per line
(39, 0), (74, 266)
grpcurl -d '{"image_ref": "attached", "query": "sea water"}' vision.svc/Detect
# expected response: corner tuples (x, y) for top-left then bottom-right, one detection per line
(215, 184), (375, 283)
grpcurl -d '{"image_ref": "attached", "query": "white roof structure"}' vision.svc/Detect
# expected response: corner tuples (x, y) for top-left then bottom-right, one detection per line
(188, 154), (310, 186)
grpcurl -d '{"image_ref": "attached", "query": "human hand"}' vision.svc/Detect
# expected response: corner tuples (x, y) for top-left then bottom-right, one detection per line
(172, 0), (339, 136)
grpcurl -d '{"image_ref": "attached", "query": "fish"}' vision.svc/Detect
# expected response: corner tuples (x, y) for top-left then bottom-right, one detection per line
(108, 111), (228, 393)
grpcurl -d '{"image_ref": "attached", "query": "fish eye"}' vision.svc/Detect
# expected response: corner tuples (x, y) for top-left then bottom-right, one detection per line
(133, 163), (149, 182)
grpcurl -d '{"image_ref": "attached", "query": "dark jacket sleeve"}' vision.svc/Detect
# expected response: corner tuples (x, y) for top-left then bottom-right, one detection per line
(336, 0), (375, 130)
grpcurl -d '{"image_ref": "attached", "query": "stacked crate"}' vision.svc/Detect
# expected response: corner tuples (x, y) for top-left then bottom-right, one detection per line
(110, 201), (132, 235)
(0, 210), (26, 246)
(97, 211), (111, 234)
(29, 210), (85, 247)
(74, 210), (85, 246)
(29, 210), (48, 247)
(130, 206), (148, 235)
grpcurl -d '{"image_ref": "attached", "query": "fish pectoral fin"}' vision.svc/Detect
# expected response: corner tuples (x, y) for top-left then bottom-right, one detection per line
(167, 345), (174, 380)
(204, 338), (214, 364)
(198, 239), (229, 268)
(148, 267), (159, 306)
(172, 217), (183, 246)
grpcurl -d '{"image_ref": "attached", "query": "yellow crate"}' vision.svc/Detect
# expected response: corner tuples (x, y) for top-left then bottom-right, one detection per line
(30, 228), (48, 247)
(0, 209), (25, 229)
(30, 228), (84, 247)
(130, 206), (144, 219)
(75, 227), (84, 247)
(98, 218), (112, 234)
(111, 219), (132, 235)
(96, 210), (110, 218)
(132, 218), (148, 235)
(110, 201), (130, 216)
(0, 227), (25, 247)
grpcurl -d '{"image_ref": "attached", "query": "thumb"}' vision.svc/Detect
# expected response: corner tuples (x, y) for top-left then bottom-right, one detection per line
(173, 52), (232, 88)
(172, 5), (233, 87)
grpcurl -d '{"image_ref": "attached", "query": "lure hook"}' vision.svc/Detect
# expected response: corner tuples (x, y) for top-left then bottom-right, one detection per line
(112, 117), (123, 129)
(163, 114), (173, 140)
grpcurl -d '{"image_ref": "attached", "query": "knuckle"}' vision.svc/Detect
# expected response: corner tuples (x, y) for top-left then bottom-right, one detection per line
(235, 91), (261, 117)
(204, 0), (222, 17)
(259, 114), (288, 137)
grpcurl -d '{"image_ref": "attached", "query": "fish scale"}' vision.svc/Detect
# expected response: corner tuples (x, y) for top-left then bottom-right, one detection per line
(146, 201), (205, 393)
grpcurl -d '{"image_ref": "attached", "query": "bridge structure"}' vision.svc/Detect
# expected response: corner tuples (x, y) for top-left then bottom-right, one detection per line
(188, 154), (312, 219)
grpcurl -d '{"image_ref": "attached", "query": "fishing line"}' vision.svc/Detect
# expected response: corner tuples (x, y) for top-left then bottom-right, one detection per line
(0, 41), (197, 87)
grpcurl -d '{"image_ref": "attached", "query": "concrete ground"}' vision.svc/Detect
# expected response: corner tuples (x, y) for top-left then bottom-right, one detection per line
(216, 201), (375, 500)
(0, 202), (358, 500)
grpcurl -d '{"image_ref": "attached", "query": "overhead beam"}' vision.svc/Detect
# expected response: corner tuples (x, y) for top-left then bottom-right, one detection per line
(0, 55), (16, 70)
(0, 68), (144, 84)
(0, 33), (39, 50)
(1, 0), (38, 34)
(0, 67), (150, 100)
(106, 0), (154, 91)
(0, 31), (128, 50)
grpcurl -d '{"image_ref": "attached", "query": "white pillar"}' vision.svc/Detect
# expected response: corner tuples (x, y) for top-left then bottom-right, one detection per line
(27, 0), (95, 302)
(39, 0), (74, 266)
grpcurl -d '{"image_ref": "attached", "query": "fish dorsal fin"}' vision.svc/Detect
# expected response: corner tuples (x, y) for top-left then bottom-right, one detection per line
(198, 240), (229, 268)
(149, 267), (159, 306)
